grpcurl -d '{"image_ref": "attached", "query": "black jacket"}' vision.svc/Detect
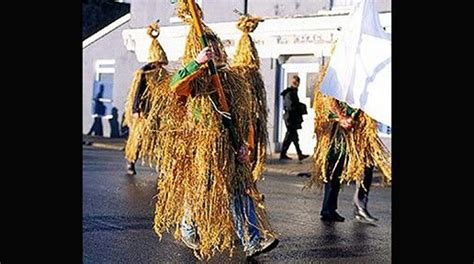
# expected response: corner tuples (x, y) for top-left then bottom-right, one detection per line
(280, 87), (306, 130)
(132, 63), (156, 114)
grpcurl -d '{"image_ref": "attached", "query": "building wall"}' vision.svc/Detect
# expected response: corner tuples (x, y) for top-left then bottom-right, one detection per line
(202, 0), (246, 23)
(83, 20), (141, 136)
(129, 0), (389, 28)
(374, 0), (391, 12)
(249, 0), (328, 17)
(120, 10), (391, 146)
(130, 0), (176, 27)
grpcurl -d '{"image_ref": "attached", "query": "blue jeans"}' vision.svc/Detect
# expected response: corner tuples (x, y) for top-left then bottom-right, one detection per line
(180, 194), (261, 249)
(231, 193), (261, 249)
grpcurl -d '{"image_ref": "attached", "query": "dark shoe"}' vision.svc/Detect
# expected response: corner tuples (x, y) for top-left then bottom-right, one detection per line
(297, 172), (311, 177)
(127, 162), (136, 175)
(354, 204), (378, 223)
(246, 237), (279, 257)
(298, 154), (310, 161)
(279, 154), (292, 160)
(321, 211), (345, 222)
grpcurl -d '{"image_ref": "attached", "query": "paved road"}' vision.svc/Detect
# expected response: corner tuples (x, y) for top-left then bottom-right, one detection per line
(83, 146), (391, 263)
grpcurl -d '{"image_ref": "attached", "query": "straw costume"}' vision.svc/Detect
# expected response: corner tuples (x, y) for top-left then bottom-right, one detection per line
(307, 43), (391, 188)
(124, 21), (170, 174)
(306, 43), (391, 223)
(231, 14), (268, 182)
(152, 1), (277, 259)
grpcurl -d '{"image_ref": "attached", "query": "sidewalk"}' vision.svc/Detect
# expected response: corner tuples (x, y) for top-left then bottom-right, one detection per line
(83, 134), (385, 183)
(83, 135), (125, 151)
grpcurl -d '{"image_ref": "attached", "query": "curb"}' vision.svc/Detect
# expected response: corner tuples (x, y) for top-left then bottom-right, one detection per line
(92, 143), (125, 151)
(83, 142), (125, 151)
(264, 167), (308, 176)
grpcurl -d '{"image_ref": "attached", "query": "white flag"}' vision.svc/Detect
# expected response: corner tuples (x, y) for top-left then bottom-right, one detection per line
(320, 0), (391, 126)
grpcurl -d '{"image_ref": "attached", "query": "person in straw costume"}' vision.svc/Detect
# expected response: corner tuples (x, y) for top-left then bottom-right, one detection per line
(123, 21), (170, 175)
(151, 1), (278, 259)
(231, 13), (269, 183)
(306, 42), (391, 223)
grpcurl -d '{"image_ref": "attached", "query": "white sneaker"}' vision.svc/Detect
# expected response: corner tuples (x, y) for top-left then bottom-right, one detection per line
(246, 237), (279, 257)
(181, 234), (199, 250)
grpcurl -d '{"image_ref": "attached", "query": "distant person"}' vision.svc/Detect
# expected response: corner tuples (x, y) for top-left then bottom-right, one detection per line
(109, 107), (120, 138)
(87, 85), (106, 136)
(279, 75), (309, 160)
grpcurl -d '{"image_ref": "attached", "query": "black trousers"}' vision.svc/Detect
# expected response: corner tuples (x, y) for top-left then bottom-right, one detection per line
(87, 117), (103, 136)
(321, 156), (374, 215)
(281, 128), (302, 156)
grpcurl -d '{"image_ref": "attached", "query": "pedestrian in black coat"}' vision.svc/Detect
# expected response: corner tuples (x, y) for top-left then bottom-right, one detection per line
(280, 75), (309, 160)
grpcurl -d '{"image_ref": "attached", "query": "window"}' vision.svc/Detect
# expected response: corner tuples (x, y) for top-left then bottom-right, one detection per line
(93, 60), (115, 118)
(95, 60), (115, 81)
(98, 72), (114, 83)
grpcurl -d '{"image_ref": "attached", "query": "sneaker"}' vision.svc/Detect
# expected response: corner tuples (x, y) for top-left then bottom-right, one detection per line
(180, 219), (199, 250)
(181, 234), (199, 250)
(354, 204), (378, 223)
(246, 237), (279, 257)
